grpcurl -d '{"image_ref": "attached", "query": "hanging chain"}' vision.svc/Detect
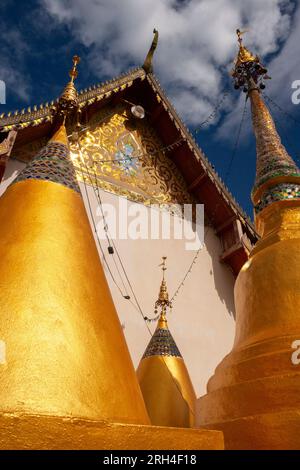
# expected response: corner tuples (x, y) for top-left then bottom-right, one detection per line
(263, 93), (300, 127)
(194, 90), (229, 132)
(264, 98), (300, 166)
(224, 96), (248, 183)
(74, 90), (246, 311)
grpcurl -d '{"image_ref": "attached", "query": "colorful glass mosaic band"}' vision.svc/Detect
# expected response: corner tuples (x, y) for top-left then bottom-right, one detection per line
(253, 161), (300, 192)
(255, 183), (300, 213)
(143, 327), (182, 359)
(14, 142), (80, 193)
(250, 90), (300, 196)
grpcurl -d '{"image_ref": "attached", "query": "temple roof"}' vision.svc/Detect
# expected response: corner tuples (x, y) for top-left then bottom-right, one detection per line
(0, 65), (258, 274)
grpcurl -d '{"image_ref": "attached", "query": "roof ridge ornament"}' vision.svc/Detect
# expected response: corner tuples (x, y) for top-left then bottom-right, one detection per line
(142, 29), (159, 74)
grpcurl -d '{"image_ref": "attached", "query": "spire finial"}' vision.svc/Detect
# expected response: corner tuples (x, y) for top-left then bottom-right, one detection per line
(58, 55), (81, 114)
(142, 28), (159, 74)
(236, 28), (248, 45)
(160, 255), (167, 280)
(69, 55), (80, 83)
(154, 256), (172, 326)
(232, 29), (270, 93)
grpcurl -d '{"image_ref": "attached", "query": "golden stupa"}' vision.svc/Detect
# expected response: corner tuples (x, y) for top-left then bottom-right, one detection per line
(137, 257), (196, 428)
(0, 56), (151, 446)
(197, 31), (300, 450)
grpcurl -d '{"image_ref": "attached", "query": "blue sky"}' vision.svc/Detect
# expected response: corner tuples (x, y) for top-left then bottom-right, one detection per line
(1, 0), (300, 217)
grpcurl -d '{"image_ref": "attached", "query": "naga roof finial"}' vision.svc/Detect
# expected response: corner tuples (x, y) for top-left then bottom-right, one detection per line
(142, 29), (159, 74)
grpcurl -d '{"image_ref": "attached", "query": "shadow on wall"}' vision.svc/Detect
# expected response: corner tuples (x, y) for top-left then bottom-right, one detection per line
(205, 227), (236, 320)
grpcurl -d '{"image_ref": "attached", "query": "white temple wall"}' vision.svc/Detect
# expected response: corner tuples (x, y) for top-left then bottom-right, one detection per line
(0, 159), (236, 397)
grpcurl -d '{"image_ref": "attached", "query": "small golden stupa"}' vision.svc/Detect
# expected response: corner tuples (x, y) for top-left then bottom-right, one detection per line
(137, 257), (197, 428)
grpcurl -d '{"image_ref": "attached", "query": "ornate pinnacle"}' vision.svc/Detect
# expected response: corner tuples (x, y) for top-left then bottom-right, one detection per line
(232, 29), (270, 93)
(58, 55), (81, 114)
(154, 257), (172, 323)
(69, 55), (80, 82)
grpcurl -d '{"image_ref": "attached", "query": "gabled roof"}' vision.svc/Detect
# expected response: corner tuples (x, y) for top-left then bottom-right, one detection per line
(0, 66), (258, 274)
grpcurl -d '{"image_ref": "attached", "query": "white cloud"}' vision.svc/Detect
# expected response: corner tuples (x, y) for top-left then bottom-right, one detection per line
(267, 3), (300, 103)
(0, 22), (31, 102)
(218, 1), (300, 141)
(41, 0), (295, 127)
(0, 62), (30, 103)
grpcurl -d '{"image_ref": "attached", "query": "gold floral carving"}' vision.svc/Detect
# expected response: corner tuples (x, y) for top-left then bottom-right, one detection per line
(69, 105), (193, 206)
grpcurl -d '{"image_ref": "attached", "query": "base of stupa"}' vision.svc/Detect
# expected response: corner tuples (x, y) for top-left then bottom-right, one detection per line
(0, 412), (224, 450)
(196, 337), (300, 449)
(196, 409), (300, 450)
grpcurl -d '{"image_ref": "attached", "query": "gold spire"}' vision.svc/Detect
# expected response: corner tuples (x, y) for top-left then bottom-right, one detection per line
(155, 256), (172, 328)
(231, 30), (300, 215)
(59, 55), (80, 112)
(249, 87), (300, 207)
(142, 29), (159, 74)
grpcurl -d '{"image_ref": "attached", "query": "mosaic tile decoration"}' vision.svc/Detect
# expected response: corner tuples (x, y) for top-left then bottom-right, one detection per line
(254, 159), (300, 191)
(142, 327), (182, 359)
(255, 182), (300, 213)
(250, 91), (300, 194)
(14, 141), (80, 193)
